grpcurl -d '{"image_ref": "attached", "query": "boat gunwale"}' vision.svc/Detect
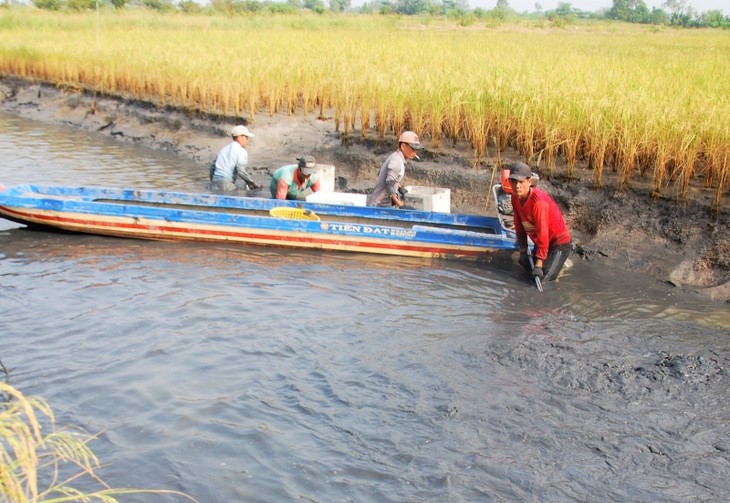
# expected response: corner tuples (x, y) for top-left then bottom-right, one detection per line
(0, 184), (519, 252)
(2, 184), (505, 229)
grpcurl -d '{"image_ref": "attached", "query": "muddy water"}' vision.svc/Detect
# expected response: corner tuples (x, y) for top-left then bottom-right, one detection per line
(1, 112), (729, 503)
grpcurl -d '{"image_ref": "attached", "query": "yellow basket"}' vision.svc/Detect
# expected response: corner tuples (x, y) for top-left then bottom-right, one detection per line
(269, 207), (320, 221)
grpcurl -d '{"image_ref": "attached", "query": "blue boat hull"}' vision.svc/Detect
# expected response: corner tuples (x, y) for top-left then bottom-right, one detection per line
(0, 184), (518, 259)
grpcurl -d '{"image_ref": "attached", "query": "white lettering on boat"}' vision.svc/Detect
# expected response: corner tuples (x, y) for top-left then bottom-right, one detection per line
(325, 223), (416, 239)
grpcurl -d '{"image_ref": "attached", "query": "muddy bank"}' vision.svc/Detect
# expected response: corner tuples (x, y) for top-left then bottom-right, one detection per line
(1, 78), (727, 302)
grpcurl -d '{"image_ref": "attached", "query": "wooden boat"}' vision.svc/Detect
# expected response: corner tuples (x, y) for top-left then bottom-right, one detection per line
(0, 184), (518, 259)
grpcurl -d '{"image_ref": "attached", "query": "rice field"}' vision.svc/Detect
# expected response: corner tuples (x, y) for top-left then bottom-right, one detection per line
(0, 9), (728, 212)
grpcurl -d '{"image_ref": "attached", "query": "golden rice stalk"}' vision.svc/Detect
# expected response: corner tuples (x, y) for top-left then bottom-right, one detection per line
(0, 382), (198, 503)
(677, 133), (701, 201)
(711, 146), (729, 216)
(617, 123), (641, 190)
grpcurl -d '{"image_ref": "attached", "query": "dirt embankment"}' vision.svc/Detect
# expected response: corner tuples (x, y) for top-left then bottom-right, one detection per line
(1, 78), (728, 302)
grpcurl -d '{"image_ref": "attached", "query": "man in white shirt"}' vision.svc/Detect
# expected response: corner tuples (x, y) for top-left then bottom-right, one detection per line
(210, 125), (261, 192)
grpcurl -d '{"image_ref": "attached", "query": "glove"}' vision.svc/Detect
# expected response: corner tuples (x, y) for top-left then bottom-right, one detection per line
(397, 186), (409, 197)
(518, 251), (530, 271)
(532, 267), (544, 279)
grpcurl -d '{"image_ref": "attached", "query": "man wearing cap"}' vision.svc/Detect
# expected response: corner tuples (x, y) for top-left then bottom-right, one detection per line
(210, 125), (261, 192)
(508, 161), (572, 282)
(366, 131), (422, 208)
(269, 155), (322, 200)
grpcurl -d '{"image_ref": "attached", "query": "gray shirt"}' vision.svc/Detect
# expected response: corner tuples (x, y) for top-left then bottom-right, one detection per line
(366, 150), (406, 207)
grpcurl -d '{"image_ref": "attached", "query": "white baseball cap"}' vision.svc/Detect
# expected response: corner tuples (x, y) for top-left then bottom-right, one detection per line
(231, 125), (254, 138)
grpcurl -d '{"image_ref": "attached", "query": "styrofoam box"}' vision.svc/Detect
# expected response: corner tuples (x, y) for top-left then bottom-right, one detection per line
(312, 164), (335, 193)
(306, 191), (367, 206)
(404, 185), (451, 213)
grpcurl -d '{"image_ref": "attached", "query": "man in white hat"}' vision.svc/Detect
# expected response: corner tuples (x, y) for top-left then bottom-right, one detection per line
(209, 125), (261, 192)
(366, 131), (422, 208)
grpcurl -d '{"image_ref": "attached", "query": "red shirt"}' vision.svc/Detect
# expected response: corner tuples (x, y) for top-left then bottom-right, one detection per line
(511, 187), (571, 261)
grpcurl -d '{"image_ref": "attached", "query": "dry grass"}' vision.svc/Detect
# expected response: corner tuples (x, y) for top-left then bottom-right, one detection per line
(0, 10), (727, 211)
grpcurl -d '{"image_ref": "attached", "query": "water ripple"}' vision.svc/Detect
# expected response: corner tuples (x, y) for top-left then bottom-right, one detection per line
(2, 112), (729, 503)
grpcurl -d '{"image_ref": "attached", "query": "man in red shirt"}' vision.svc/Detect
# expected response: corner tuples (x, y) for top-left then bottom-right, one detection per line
(508, 162), (572, 282)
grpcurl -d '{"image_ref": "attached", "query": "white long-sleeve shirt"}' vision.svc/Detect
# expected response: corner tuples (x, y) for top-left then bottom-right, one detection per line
(210, 141), (253, 186)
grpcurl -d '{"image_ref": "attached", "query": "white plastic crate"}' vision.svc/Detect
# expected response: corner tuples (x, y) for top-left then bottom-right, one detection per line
(404, 185), (451, 213)
(311, 164), (335, 193)
(306, 191), (367, 206)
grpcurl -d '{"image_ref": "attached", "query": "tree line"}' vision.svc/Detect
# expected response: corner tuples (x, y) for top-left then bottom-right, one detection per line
(19, 0), (730, 29)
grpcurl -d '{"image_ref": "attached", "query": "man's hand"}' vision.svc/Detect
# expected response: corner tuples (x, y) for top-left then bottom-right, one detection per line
(532, 267), (544, 279)
(248, 182), (262, 190)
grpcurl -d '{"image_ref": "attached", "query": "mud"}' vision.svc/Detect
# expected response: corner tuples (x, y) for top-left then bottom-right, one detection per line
(1, 78), (728, 302)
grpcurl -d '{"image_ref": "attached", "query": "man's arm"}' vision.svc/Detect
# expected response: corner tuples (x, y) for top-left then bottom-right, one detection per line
(275, 179), (290, 200)
(512, 196), (528, 250)
(384, 176), (404, 207)
(237, 169), (260, 189)
(532, 201), (551, 265)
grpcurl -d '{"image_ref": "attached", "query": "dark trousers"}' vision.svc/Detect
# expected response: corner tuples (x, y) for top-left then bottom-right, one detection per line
(540, 242), (572, 281)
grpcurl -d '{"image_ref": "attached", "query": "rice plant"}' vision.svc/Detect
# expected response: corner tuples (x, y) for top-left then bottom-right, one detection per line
(0, 381), (197, 503)
(0, 10), (727, 211)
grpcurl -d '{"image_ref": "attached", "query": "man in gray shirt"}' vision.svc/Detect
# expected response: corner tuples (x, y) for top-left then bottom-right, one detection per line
(366, 131), (422, 208)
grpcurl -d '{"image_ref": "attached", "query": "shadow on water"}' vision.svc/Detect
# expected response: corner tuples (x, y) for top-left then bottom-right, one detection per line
(2, 111), (729, 502)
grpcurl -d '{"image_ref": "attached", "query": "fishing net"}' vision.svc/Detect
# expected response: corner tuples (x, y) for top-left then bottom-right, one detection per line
(269, 207), (320, 221)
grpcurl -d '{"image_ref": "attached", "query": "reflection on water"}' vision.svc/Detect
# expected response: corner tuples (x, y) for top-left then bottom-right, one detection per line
(1, 112), (729, 502)
(0, 110), (205, 191)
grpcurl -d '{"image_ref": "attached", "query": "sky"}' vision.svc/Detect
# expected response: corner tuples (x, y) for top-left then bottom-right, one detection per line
(466, 0), (729, 15)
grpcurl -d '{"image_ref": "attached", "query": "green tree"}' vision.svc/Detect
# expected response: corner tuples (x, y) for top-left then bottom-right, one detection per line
(441, 0), (468, 16)
(210, 0), (235, 14)
(270, 1), (298, 13)
(178, 0), (201, 12)
(330, 0), (351, 11)
(395, 0), (428, 15)
(492, 0), (513, 20)
(67, 0), (95, 10)
(240, 0), (263, 12)
(304, 0), (325, 13)
(662, 0), (695, 26)
(555, 1), (573, 17)
(32, 0), (62, 10)
(647, 7), (669, 24)
(546, 1), (575, 25)
(110, 0), (128, 9)
(608, 0), (649, 23)
(142, 0), (175, 11)
(375, 0), (395, 14)
(700, 9), (726, 28)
